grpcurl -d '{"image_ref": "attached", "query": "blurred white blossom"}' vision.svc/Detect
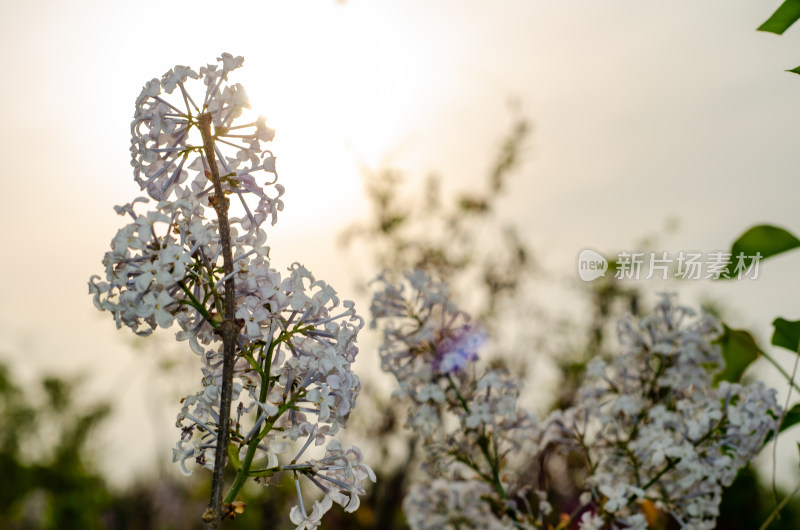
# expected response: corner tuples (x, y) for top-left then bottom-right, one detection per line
(544, 294), (780, 529)
(374, 272), (780, 530)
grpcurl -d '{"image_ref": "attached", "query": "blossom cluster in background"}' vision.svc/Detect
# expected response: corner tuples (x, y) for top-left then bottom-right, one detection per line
(547, 295), (780, 529)
(371, 272), (781, 529)
(371, 271), (542, 528)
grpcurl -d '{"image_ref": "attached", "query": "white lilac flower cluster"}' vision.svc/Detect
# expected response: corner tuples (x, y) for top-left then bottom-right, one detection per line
(89, 52), (282, 338)
(373, 272), (780, 530)
(89, 54), (373, 527)
(546, 294), (780, 530)
(371, 270), (541, 528)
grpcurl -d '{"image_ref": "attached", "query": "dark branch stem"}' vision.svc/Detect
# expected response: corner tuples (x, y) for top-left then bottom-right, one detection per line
(199, 113), (241, 529)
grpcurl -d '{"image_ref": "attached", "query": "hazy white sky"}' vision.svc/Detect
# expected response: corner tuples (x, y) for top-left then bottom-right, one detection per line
(1, 0), (799, 485)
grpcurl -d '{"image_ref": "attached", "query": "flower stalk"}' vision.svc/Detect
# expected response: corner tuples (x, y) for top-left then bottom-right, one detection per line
(198, 112), (241, 528)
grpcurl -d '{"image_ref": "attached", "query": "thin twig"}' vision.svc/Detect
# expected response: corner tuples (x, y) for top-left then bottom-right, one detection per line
(771, 345), (800, 512)
(759, 479), (800, 530)
(761, 350), (800, 394)
(199, 112), (241, 529)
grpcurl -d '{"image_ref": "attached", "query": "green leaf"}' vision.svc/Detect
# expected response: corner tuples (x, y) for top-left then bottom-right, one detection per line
(783, 405), (800, 435)
(766, 404), (800, 444)
(781, 405), (800, 434)
(772, 317), (800, 353)
(722, 224), (800, 278)
(758, 0), (800, 34)
(227, 442), (242, 471)
(788, 65), (800, 75)
(713, 325), (761, 384)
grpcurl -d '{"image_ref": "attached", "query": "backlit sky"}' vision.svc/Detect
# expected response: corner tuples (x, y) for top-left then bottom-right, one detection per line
(1, 0), (799, 485)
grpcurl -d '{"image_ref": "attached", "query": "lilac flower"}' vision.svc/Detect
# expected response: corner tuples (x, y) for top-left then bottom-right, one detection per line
(92, 54), (371, 526)
(375, 274), (780, 529)
(436, 324), (486, 374)
(289, 494), (331, 530)
(371, 270), (539, 527)
(544, 294), (781, 528)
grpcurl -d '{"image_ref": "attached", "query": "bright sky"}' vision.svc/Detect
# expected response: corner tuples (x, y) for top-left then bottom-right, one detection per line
(1, 0), (799, 486)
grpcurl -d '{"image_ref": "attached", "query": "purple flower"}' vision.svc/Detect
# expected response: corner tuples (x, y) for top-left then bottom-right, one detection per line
(436, 324), (486, 374)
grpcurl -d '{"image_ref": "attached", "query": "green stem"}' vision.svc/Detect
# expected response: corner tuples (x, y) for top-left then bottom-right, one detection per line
(758, 479), (800, 530)
(445, 375), (515, 519)
(446, 374), (471, 413)
(177, 281), (218, 328)
(248, 466), (278, 478)
(224, 333), (290, 502)
(772, 346), (800, 506)
(241, 349), (265, 379)
(257, 339), (277, 421)
(223, 394), (301, 504)
(762, 350), (800, 394)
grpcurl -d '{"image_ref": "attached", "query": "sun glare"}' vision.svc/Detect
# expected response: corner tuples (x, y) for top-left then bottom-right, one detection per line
(237, 2), (446, 230)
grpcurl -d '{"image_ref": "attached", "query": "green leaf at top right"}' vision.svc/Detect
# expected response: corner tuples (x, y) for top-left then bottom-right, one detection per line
(722, 224), (800, 278)
(758, 0), (800, 35)
(772, 317), (800, 353)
